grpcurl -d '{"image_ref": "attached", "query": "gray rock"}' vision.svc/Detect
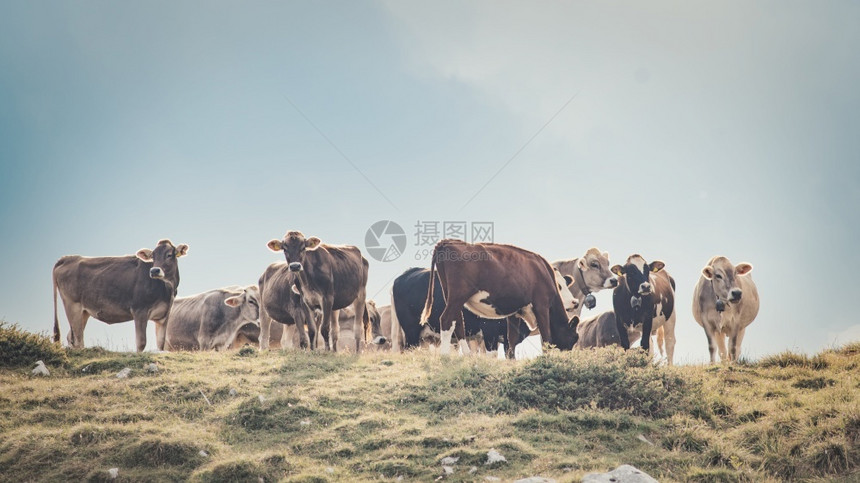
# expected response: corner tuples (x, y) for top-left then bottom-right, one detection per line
(582, 464), (658, 483)
(146, 363), (158, 373)
(108, 468), (119, 479)
(485, 449), (507, 465)
(229, 388), (238, 396)
(442, 466), (454, 475)
(32, 361), (49, 376)
(116, 367), (131, 379)
(440, 456), (460, 466)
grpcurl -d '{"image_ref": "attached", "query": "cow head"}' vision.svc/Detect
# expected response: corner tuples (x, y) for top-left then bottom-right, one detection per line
(577, 248), (619, 293)
(224, 285), (261, 325)
(553, 268), (581, 315)
(267, 231), (321, 272)
(136, 239), (189, 282)
(702, 256), (752, 306)
(611, 254), (665, 311)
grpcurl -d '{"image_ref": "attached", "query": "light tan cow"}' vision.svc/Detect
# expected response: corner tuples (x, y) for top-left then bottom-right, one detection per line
(692, 256), (759, 363)
(552, 248), (618, 316)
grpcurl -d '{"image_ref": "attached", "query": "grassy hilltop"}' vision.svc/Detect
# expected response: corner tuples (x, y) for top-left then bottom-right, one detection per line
(0, 324), (858, 482)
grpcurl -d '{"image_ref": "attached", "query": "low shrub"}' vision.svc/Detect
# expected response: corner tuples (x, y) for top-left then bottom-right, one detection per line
(0, 321), (68, 368)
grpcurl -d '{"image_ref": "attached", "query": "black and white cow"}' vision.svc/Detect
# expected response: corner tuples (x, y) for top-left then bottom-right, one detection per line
(611, 254), (677, 365)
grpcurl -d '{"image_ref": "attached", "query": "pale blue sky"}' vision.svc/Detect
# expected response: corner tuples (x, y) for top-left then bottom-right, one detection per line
(1, 1), (858, 361)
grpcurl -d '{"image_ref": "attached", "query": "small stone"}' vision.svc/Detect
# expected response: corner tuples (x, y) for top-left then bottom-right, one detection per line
(300, 420), (311, 426)
(108, 468), (119, 479)
(469, 466), (478, 474)
(229, 388), (238, 396)
(258, 395), (266, 403)
(582, 464), (658, 483)
(199, 450), (209, 457)
(442, 466), (454, 475)
(440, 456), (459, 466)
(485, 449), (507, 465)
(32, 361), (49, 376)
(514, 478), (556, 483)
(146, 363), (158, 373)
(325, 467), (335, 474)
(637, 434), (654, 446)
(116, 368), (131, 379)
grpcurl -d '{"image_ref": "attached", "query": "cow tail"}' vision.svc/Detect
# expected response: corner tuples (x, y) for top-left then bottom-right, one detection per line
(52, 268), (61, 343)
(419, 245), (438, 326)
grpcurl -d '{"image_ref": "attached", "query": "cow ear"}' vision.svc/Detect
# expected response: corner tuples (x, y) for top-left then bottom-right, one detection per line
(702, 266), (715, 280)
(610, 264), (623, 277)
(577, 258), (588, 270)
(224, 295), (242, 307)
(175, 244), (189, 257)
(563, 274), (574, 287)
(291, 284), (301, 295)
(267, 239), (283, 252)
(736, 263), (753, 276)
(136, 249), (153, 262)
(650, 260), (665, 273)
(569, 315), (580, 327)
(305, 237), (321, 250)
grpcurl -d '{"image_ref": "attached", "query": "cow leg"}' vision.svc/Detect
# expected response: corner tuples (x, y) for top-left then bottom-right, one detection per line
(455, 311), (470, 356)
(352, 298), (367, 354)
(438, 297), (467, 356)
(63, 301), (86, 349)
(319, 304), (333, 351)
(296, 311), (311, 349)
(616, 318), (631, 350)
(730, 326), (747, 362)
(330, 305), (340, 352)
(259, 310), (272, 350)
(639, 317), (653, 354)
(704, 329), (717, 363)
(506, 318), (521, 359)
(133, 316), (148, 352)
(662, 314), (677, 366)
(153, 318), (168, 351)
(714, 329), (729, 362)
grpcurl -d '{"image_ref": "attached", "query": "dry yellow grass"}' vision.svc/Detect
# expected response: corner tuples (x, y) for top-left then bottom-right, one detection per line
(0, 330), (857, 482)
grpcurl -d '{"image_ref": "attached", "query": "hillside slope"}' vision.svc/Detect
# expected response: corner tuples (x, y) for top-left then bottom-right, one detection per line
(0, 338), (858, 482)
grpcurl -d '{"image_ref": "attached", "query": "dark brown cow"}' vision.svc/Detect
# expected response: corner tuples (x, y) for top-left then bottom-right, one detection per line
(611, 254), (677, 365)
(258, 262), (320, 350)
(267, 231), (372, 352)
(421, 239), (580, 358)
(52, 239), (189, 352)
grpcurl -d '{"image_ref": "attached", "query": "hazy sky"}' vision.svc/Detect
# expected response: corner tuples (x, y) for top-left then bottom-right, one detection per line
(1, 1), (858, 362)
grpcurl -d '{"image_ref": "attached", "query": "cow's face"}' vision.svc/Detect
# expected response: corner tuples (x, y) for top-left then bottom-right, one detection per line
(577, 248), (619, 291)
(553, 268), (581, 316)
(136, 239), (188, 281)
(224, 285), (261, 324)
(611, 255), (664, 311)
(267, 231), (321, 272)
(702, 257), (752, 305)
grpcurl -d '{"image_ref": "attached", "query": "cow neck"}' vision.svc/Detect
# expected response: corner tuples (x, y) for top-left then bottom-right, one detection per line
(572, 263), (592, 297)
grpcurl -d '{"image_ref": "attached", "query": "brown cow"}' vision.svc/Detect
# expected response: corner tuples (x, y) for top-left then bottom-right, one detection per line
(165, 286), (260, 351)
(692, 256), (759, 363)
(420, 239), (580, 358)
(267, 231), (373, 352)
(258, 262), (320, 350)
(52, 239), (189, 351)
(552, 248), (618, 315)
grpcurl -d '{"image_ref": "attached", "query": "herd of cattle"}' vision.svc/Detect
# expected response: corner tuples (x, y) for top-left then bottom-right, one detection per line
(52, 231), (760, 364)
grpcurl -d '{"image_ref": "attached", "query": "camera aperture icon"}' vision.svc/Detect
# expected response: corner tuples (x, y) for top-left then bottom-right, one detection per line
(365, 220), (407, 262)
